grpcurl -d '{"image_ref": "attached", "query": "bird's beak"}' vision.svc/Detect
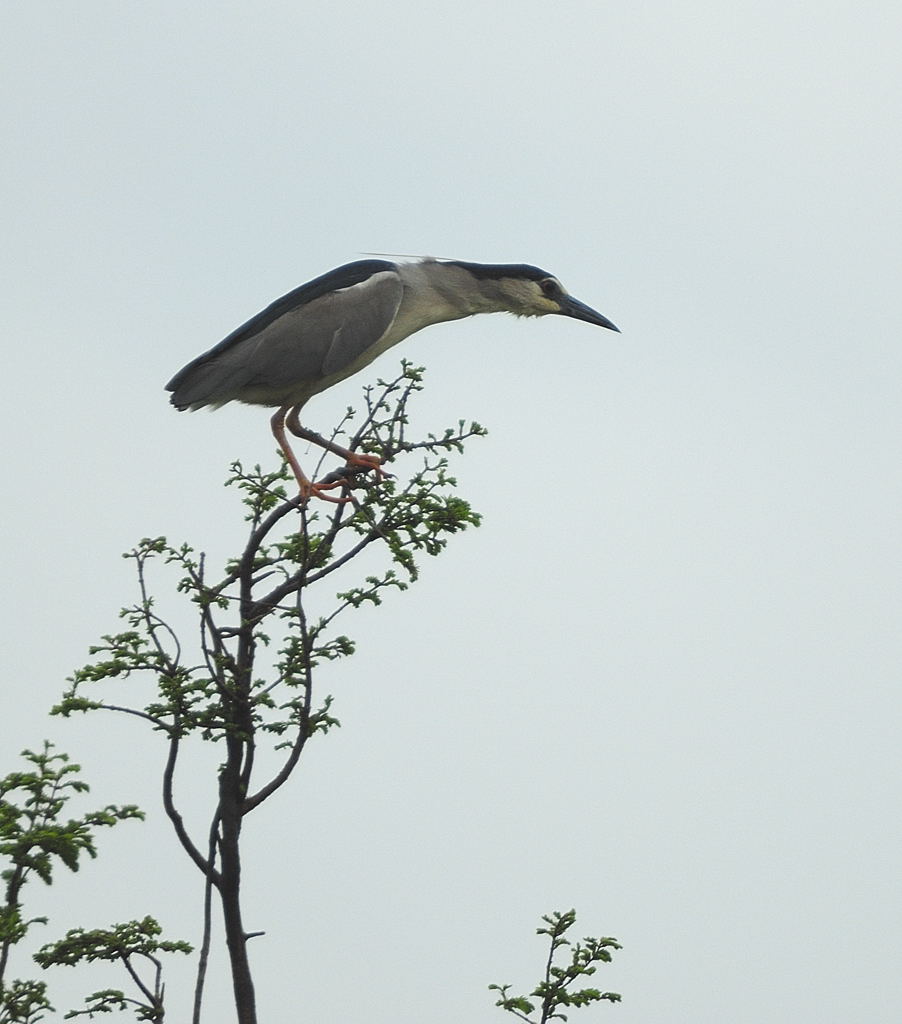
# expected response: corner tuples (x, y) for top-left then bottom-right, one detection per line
(557, 295), (620, 333)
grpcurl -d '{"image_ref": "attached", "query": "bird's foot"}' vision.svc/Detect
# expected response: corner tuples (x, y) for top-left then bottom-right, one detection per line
(316, 453), (391, 490)
(300, 454), (390, 504)
(300, 478), (355, 505)
(346, 451), (385, 480)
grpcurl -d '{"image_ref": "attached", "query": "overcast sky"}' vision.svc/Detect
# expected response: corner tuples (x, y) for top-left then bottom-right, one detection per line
(2, 2), (900, 1022)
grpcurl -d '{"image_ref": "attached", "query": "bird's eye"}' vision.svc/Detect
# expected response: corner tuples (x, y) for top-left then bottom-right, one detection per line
(540, 278), (560, 298)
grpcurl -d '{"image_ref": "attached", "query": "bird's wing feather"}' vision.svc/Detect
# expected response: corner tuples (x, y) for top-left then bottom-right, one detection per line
(241, 270), (404, 385)
(167, 265), (403, 408)
(214, 260), (396, 350)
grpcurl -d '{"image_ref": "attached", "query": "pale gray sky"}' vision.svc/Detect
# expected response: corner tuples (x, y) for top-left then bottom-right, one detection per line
(2, 2), (900, 1022)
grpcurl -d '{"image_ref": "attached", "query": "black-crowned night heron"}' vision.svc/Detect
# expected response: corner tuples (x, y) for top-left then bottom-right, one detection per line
(166, 257), (619, 499)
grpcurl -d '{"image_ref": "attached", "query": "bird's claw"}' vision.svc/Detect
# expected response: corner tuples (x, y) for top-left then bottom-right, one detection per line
(346, 452), (387, 480)
(303, 453), (392, 503)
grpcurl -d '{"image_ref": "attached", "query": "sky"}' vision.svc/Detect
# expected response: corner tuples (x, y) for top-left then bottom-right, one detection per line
(1, 1), (900, 1021)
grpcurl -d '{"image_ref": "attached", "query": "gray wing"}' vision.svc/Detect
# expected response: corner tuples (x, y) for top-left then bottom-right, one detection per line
(168, 269), (404, 409)
(244, 269), (404, 383)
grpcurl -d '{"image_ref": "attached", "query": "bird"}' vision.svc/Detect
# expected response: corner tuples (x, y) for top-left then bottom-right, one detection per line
(166, 257), (619, 500)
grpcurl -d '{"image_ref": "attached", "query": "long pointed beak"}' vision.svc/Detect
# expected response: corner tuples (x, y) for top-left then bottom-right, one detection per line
(558, 294), (620, 332)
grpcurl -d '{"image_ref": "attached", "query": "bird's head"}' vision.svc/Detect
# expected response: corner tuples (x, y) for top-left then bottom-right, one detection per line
(447, 260), (620, 332)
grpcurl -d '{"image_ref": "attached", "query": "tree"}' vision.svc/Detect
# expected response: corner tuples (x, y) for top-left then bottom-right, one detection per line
(53, 364), (485, 1023)
(490, 910), (621, 1023)
(9, 365), (621, 1019)
(0, 742), (152, 1023)
(35, 917), (191, 1022)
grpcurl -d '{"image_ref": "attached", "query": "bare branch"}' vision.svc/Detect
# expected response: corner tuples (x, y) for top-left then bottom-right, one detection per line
(161, 733), (216, 883)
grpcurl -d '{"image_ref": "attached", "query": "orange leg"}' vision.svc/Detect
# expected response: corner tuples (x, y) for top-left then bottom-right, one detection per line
(270, 407), (351, 504)
(284, 405), (384, 480)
